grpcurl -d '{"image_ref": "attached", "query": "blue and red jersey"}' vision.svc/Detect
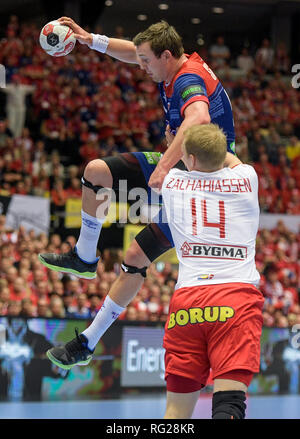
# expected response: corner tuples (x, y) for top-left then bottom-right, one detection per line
(158, 52), (235, 153)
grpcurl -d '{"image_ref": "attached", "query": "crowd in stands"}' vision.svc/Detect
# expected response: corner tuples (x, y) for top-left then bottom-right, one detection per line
(0, 17), (299, 211)
(0, 16), (299, 325)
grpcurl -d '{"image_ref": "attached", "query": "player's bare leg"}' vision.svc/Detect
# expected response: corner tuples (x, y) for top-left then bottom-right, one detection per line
(164, 379), (247, 419)
(108, 240), (150, 307)
(213, 378), (247, 393)
(46, 240), (151, 369)
(164, 390), (200, 419)
(39, 159), (113, 278)
(81, 240), (150, 350)
(81, 159), (113, 217)
(212, 378), (247, 419)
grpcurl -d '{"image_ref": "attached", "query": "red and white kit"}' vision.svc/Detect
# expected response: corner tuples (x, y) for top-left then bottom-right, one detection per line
(161, 164), (264, 389)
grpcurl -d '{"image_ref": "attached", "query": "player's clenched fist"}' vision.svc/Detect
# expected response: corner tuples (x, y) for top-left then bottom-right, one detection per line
(58, 17), (92, 46)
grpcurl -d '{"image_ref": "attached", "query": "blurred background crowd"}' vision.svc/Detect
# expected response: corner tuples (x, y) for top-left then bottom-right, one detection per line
(0, 16), (299, 326)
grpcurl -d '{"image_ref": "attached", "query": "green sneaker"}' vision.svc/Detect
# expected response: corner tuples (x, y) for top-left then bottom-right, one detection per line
(38, 247), (98, 279)
(47, 328), (94, 370)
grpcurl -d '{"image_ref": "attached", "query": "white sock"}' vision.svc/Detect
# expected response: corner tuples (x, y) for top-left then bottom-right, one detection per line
(82, 295), (125, 350)
(76, 210), (105, 263)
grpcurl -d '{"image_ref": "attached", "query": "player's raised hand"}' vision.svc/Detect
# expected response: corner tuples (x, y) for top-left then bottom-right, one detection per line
(58, 17), (92, 46)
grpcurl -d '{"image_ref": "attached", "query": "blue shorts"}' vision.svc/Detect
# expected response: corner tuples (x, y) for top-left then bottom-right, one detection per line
(132, 151), (175, 246)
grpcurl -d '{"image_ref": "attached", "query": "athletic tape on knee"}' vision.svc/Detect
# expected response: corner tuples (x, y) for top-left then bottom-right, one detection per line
(121, 261), (147, 277)
(212, 390), (246, 419)
(81, 176), (107, 194)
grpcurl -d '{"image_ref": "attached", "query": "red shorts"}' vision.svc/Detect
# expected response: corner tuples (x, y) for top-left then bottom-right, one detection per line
(163, 282), (264, 389)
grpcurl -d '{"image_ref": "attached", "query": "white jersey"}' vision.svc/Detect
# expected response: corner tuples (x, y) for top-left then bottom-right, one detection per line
(161, 164), (260, 289)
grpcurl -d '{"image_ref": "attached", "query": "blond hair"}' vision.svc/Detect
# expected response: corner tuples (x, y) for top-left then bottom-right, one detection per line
(133, 21), (184, 59)
(183, 124), (227, 171)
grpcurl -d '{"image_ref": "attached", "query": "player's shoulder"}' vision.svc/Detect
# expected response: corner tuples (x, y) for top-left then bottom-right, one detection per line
(163, 167), (187, 184)
(166, 167), (184, 177)
(229, 163), (258, 179)
(174, 53), (206, 83)
(173, 53), (220, 94)
(184, 52), (206, 70)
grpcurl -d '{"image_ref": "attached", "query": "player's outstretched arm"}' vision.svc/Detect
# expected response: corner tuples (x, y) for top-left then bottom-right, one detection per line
(58, 17), (138, 64)
(106, 38), (138, 64)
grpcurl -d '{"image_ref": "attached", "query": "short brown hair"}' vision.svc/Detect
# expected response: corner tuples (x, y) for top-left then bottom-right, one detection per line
(183, 124), (227, 171)
(133, 21), (184, 59)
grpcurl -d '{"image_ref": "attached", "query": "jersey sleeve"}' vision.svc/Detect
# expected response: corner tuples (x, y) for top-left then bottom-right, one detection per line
(173, 73), (209, 117)
(231, 164), (259, 194)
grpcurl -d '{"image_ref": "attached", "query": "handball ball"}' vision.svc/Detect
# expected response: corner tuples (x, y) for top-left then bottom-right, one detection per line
(39, 20), (76, 57)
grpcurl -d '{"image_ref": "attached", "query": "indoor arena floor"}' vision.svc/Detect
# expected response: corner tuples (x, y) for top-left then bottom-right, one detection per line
(0, 394), (300, 419)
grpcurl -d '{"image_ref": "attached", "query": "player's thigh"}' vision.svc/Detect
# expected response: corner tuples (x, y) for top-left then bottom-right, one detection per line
(135, 222), (173, 263)
(209, 315), (262, 379)
(123, 220), (174, 269)
(163, 288), (211, 389)
(213, 378), (247, 393)
(207, 284), (264, 381)
(164, 390), (200, 419)
(123, 238), (151, 268)
(102, 153), (148, 192)
(213, 368), (254, 393)
(84, 159), (113, 187)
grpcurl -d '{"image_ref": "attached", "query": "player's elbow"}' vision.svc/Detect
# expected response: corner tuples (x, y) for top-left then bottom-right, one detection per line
(192, 113), (210, 126)
(193, 109), (211, 126)
(184, 101), (211, 126)
(199, 114), (211, 125)
(185, 113), (210, 127)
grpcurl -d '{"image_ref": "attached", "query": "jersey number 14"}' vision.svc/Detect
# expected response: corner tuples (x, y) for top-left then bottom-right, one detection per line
(190, 197), (225, 238)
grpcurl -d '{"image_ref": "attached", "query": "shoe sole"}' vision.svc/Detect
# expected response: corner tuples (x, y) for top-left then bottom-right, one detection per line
(38, 255), (97, 280)
(47, 349), (92, 370)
